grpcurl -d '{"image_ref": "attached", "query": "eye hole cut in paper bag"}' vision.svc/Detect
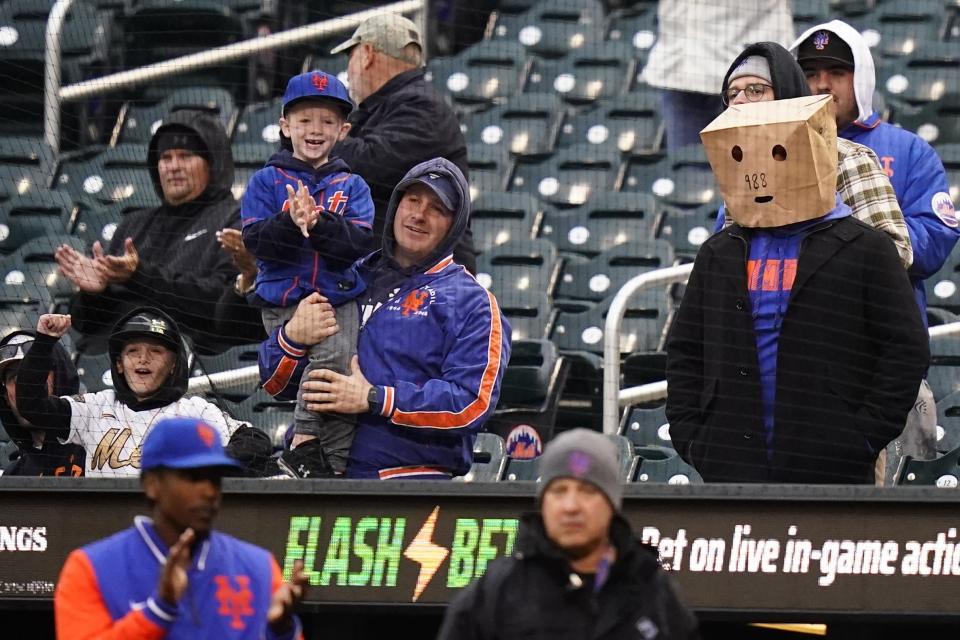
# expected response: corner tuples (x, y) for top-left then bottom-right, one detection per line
(700, 95), (838, 228)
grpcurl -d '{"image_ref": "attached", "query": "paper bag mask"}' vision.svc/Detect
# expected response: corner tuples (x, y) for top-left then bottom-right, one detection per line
(700, 95), (838, 227)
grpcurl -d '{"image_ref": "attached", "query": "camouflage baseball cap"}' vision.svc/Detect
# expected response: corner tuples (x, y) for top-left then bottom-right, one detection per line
(330, 13), (422, 59)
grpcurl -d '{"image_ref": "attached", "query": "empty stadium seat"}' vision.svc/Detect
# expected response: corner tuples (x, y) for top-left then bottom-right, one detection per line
(632, 446), (703, 484)
(555, 239), (674, 302)
(193, 343), (261, 402)
(511, 144), (621, 207)
(604, 3), (658, 60)
(230, 389), (295, 446)
(620, 403), (674, 450)
(485, 339), (569, 451)
(300, 54), (349, 83)
(606, 433), (637, 480)
(490, 0), (605, 59)
(425, 41), (530, 109)
(539, 192), (659, 256)
(524, 42), (637, 104)
(470, 192), (544, 255)
(475, 238), (561, 298)
(497, 290), (556, 341)
(0, 0), (112, 140)
(896, 96), (960, 146)
(896, 446), (960, 487)
(0, 192), (74, 255)
(0, 283), (51, 338)
(926, 245), (960, 312)
(113, 87), (237, 145)
(123, 0), (246, 95)
(56, 145), (161, 211)
(502, 455), (541, 481)
(789, 0), (831, 35)
(0, 235), (88, 301)
(935, 391), (960, 455)
(74, 349), (114, 393)
(622, 145), (717, 208)
(462, 432), (508, 482)
(71, 200), (126, 248)
(466, 144), (514, 202)
(557, 92), (664, 154)
(928, 334), (960, 401)
(880, 43), (960, 107)
(232, 98), (283, 167)
(858, 0), (946, 62)
(656, 201), (721, 260)
(0, 137), (56, 200)
(461, 93), (564, 158)
(551, 288), (670, 356)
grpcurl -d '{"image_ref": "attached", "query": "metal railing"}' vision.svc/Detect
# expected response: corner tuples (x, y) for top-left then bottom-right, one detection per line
(43, 0), (425, 154)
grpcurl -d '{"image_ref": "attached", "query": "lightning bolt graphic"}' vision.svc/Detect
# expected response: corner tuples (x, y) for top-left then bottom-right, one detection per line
(403, 506), (449, 602)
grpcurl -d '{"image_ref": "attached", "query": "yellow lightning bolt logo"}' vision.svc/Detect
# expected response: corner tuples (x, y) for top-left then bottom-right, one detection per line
(403, 506), (448, 602)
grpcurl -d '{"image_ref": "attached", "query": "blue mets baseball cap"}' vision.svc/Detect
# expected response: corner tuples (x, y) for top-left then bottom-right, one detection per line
(281, 70), (353, 118)
(397, 169), (460, 214)
(141, 417), (241, 472)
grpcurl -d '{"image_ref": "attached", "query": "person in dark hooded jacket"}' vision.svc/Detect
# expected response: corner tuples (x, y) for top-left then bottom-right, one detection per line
(54, 110), (261, 354)
(15, 307), (251, 477)
(262, 158), (510, 479)
(0, 331), (85, 476)
(437, 429), (699, 640)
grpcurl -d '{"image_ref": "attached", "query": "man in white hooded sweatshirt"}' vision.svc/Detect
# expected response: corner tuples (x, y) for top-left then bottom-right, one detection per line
(792, 20), (960, 482)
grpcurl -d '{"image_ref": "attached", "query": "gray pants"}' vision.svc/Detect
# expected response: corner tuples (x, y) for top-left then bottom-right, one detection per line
(880, 379), (937, 485)
(261, 301), (359, 473)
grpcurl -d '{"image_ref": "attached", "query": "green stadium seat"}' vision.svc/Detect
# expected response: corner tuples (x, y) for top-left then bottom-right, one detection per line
(896, 446), (960, 487)
(928, 334), (960, 402)
(555, 240), (674, 302)
(557, 92), (664, 154)
(524, 42), (637, 104)
(0, 192), (74, 255)
(858, 0), (946, 62)
(620, 403), (673, 450)
(656, 200), (721, 260)
(74, 349), (114, 393)
(56, 145), (161, 211)
(71, 200), (127, 248)
(466, 144), (514, 202)
(475, 238), (561, 299)
(551, 288), (670, 356)
(1, 235), (88, 302)
(604, 3), (658, 63)
(426, 41), (530, 109)
(896, 96), (960, 146)
(632, 446), (703, 484)
(0, 282), (52, 338)
(0, 137), (56, 200)
(926, 245), (960, 313)
(486, 339), (569, 451)
(935, 391), (960, 455)
(622, 145), (718, 208)
(502, 455), (541, 481)
(497, 290), (556, 342)
(511, 144), (621, 208)
(230, 389), (295, 447)
(193, 343), (261, 402)
(540, 193), (659, 257)
(461, 93), (564, 159)
(113, 87), (237, 145)
(463, 432), (507, 482)
(490, 0), (604, 59)
(880, 43), (960, 107)
(470, 192), (544, 255)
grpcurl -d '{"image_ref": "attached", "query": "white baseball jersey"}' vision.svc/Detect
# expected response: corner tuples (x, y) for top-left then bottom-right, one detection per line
(63, 391), (246, 477)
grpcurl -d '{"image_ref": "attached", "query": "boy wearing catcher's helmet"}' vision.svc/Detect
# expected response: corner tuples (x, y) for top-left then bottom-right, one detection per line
(15, 307), (250, 477)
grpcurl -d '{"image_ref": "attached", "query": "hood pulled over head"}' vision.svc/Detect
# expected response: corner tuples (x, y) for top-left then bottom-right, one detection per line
(147, 109), (235, 204)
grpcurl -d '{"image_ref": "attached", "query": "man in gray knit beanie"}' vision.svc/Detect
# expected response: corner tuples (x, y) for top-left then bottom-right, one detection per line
(438, 428), (700, 640)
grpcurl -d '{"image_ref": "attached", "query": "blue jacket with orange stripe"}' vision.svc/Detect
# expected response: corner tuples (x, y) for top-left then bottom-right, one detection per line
(259, 158), (511, 479)
(54, 516), (301, 640)
(241, 151), (374, 307)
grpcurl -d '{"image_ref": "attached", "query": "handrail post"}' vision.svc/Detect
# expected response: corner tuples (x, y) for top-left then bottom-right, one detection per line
(601, 263), (693, 435)
(43, 0), (75, 156)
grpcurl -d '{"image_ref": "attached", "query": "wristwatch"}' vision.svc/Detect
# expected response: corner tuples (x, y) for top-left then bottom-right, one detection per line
(367, 386), (382, 415)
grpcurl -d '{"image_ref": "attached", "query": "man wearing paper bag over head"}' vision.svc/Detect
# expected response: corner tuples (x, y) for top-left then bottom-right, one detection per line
(666, 95), (929, 484)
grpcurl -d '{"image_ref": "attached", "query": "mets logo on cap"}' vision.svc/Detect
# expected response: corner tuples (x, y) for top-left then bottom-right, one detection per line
(813, 31), (830, 50)
(311, 72), (329, 92)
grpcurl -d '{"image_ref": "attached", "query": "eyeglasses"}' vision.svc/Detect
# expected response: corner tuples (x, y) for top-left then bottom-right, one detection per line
(723, 83), (773, 106)
(0, 334), (33, 364)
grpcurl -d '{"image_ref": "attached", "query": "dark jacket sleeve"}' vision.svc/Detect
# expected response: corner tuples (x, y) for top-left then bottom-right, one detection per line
(665, 250), (709, 465)
(334, 94), (451, 193)
(653, 571), (701, 640)
(15, 333), (72, 439)
(435, 578), (488, 640)
(857, 230), (931, 453)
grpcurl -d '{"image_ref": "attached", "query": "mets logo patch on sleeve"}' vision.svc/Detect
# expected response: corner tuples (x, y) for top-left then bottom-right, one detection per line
(932, 192), (957, 228)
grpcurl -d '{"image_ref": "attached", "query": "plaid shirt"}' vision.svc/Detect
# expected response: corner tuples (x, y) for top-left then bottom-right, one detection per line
(723, 138), (913, 269)
(836, 137), (913, 268)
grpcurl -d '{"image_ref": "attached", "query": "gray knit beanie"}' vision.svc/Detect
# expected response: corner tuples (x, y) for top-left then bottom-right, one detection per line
(727, 55), (773, 85)
(537, 428), (623, 510)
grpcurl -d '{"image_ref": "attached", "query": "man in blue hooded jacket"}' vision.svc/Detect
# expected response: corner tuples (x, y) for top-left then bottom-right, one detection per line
(259, 158), (511, 480)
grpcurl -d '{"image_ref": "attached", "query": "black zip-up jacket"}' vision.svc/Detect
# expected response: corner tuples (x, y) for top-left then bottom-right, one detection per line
(69, 111), (264, 354)
(437, 513), (700, 640)
(333, 68), (477, 273)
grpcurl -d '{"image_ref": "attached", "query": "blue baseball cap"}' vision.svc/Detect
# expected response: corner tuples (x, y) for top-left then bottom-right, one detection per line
(397, 170), (460, 214)
(141, 417), (241, 472)
(281, 71), (353, 118)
